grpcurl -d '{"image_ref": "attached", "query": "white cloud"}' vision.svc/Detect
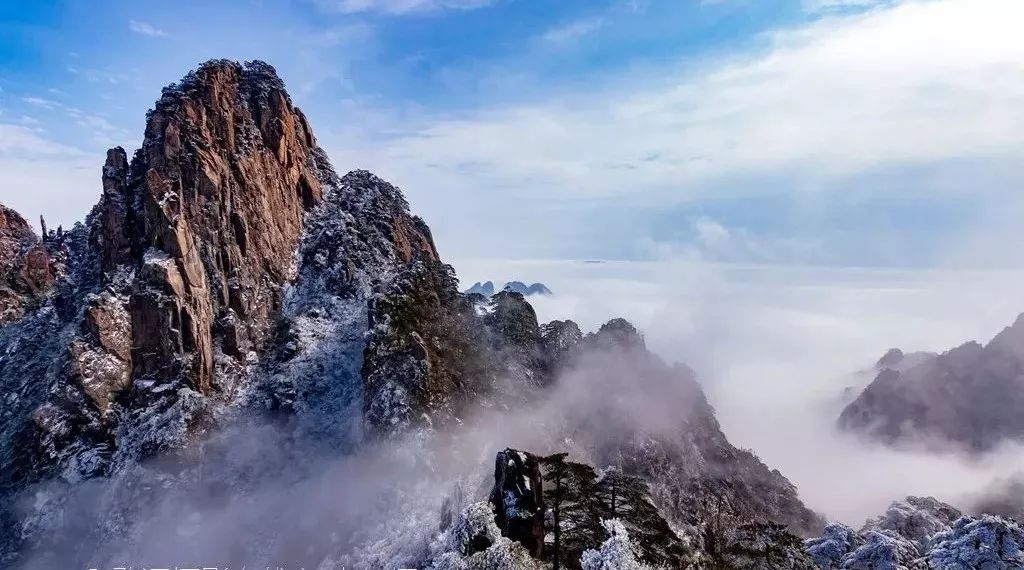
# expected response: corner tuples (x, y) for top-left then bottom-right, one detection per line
(327, 0), (494, 15)
(0, 123), (96, 228)
(18, 96), (128, 145)
(466, 256), (1024, 523)
(0, 124), (87, 156)
(803, 0), (893, 13)
(540, 18), (606, 45)
(693, 217), (731, 250)
(22, 96), (59, 109)
(332, 0), (1024, 206)
(128, 19), (168, 38)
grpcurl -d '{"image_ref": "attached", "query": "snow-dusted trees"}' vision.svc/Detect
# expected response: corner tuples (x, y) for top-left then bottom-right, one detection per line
(429, 502), (540, 570)
(805, 523), (862, 568)
(580, 520), (650, 570)
(928, 515), (1024, 569)
(541, 453), (605, 570)
(722, 521), (818, 570)
(594, 468), (689, 567)
(804, 497), (1024, 570)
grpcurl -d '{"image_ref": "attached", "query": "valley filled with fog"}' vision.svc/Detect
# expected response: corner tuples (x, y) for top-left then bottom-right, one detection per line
(460, 258), (1024, 524)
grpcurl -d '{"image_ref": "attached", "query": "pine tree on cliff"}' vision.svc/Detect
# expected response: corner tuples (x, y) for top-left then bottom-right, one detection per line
(541, 453), (606, 570)
(594, 468), (688, 567)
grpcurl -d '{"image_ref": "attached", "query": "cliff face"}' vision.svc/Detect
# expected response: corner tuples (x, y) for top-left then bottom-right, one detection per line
(840, 314), (1024, 452)
(95, 60), (325, 395)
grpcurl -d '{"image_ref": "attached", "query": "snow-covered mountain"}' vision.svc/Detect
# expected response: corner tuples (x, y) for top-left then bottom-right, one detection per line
(1, 59), (1022, 570)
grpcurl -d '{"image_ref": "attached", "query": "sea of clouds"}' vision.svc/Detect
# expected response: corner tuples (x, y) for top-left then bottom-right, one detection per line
(457, 257), (1024, 525)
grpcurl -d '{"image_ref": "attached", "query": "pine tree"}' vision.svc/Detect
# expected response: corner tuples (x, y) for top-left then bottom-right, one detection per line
(541, 453), (606, 570)
(594, 468), (688, 567)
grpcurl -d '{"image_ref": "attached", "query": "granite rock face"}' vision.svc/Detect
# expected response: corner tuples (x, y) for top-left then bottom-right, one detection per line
(97, 59), (326, 394)
(553, 319), (825, 541)
(0, 61), (449, 557)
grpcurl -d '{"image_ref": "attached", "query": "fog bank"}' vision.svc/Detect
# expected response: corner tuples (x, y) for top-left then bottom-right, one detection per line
(458, 258), (1024, 524)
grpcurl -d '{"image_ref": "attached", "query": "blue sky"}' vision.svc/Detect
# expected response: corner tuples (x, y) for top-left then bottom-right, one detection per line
(2, 0), (1023, 268)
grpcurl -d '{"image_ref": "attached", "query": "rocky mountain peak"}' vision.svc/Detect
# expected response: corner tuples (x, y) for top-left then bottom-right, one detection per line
(1, 59), (436, 498)
(585, 317), (645, 351)
(93, 58), (326, 395)
(875, 347), (904, 369)
(333, 169), (439, 264)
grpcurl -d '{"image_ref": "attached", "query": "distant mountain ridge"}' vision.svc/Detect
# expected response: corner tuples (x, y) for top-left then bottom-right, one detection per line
(464, 280), (552, 296)
(840, 313), (1024, 452)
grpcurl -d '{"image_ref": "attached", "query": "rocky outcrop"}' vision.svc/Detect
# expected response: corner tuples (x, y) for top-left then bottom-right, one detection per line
(104, 59), (326, 395)
(806, 523), (863, 568)
(0, 206), (56, 324)
(540, 319), (582, 376)
(928, 515), (1024, 568)
(362, 259), (486, 432)
(840, 314), (1024, 451)
(864, 496), (962, 553)
(489, 448), (545, 558)
(0, 60), (455, 559)
(428, 502), (539, 570)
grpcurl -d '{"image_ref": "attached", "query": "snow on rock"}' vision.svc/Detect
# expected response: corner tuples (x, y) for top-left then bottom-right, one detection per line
(841, 530), (924, 570)
(805, 498), (937, 569)
(928, 515), (1024, 569)
(806, 523), (863, 569)
(864, 496), (962, 552)
(803, 497), (1024, 570)
(428, 502), (540, 570)
(580, 519), (650, 570)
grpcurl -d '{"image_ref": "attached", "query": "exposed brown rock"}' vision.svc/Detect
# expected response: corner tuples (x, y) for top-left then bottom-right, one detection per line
(93, 147), (134, 268)
(393, 214), (439, 263)
(0, 205), (55, 324)
(94, 60), (326, 394)
(67, 292), (134, 414)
